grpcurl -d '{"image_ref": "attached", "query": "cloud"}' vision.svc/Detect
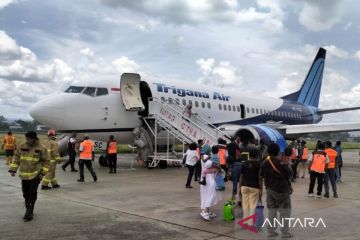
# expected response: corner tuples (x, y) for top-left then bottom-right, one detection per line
(100, 0), (285, 30)
(298, 0), (344, 31)
(323, 45), (349, 59)
(80, 48), (94, 58)
(196, 58), (242, 87)
(112, 56), (141, 73)
(0, 0), (16, 9)
(354, 50), (360, 61)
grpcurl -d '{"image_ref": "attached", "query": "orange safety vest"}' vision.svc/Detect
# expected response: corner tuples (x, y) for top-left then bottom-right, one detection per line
(301, 147), (308, 160)
(218, 145), (227, 165)
(291, 148), (297, 160)
(4, 135), (15, 150)
(79, 140), (94, 160)
(107, 141), (117, 154)
(324, 148), (337, 169)
(310, 151), (327, 173)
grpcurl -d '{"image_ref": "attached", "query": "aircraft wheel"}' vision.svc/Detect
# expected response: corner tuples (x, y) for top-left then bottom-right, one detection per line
(99, 154), (108, 167)
(147, 157), (155, 169)
(159, 160), (167, 169)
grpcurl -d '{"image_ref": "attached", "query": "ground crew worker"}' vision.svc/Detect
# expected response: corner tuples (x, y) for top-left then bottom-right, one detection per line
(298, 140), (308, 178)
(217, 138), (228, 181)
(2, 131), (16, 165)
(307, 142), (329, 198)
(62, 132), (78, 172)
(41, 129), (61, 190)
(324, 141), (338, 198)
(107, 135), (118, 174)
(290, 140), (299, 182)
(8, 131), (49, 221)
(77, 134), (97, 182)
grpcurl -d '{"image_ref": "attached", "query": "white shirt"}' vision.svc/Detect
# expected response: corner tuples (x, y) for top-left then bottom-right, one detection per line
(185, 150), (198, 166)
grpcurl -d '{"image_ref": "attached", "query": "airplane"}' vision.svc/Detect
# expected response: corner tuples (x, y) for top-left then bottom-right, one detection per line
(29, 47), (360, 163)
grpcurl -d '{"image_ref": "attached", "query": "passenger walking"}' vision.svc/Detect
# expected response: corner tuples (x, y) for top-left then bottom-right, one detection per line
(194, 139), (204, 181)
(239, 149), (261, 227)
(199, 148), (222, 221)
(62, 132), (78, 172)
(199, 145), (220, 185)
(217, 138), (228, 181)
(290, 140), (301, 182)
(307, 142), (329, 198)
(298, 141), (308, 178)
(260, 143), (293, 238)
(185, 142), (198, 188)
(231, 144), (242, 200)
(77, 135), (97, 182)
(183, 102), (193, 118)
(257, 139), (268, 162)
(324, 141), (338, 198)
(239, 138), (256, 162)
(8, 131), (49, 221)
(334, 141), (343, 183)
(41, 129), (61, 190)
(2, 131), (16, 165)
(107, 135), (118, 174)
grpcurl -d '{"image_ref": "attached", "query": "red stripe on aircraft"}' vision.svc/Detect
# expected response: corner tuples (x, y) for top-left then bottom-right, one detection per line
(111, 88), (121, 92)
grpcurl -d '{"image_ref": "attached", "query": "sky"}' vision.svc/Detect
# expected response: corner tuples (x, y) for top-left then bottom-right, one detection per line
(0, 0), (360, 124)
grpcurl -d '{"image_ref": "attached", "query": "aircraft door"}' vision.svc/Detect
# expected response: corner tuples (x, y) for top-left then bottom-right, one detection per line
(240, 104), (246, 119)
(120, 73), (145, 111)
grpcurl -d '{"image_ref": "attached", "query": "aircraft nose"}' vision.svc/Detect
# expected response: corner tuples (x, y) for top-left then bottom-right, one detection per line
(29, 96), (65, 128)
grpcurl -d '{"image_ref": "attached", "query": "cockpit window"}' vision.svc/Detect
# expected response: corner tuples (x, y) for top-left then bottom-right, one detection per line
(83, 87), (96, 97)
(65, 86), (84, 93)
(96, 88), (108, 96)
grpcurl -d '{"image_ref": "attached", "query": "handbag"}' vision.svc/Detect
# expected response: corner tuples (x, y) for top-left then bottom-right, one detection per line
(215, 172), (225, 191)
(255, 201), (264, 230)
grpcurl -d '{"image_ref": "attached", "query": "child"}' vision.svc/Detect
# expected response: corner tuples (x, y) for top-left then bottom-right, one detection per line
(199, 145), (221, 185)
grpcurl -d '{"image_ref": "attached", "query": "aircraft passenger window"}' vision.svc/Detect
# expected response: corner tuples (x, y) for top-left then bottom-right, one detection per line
(207, 103), (211, 109)
(228, 105), (231, 111)
(219, 104), (222, 110)
(201, 102), (205, 108)
(233, 106), (236, 111)
(168, 98), (173, 104)
(251, 108), (254, 114)
(161, 97), (166, 102)
(96, 88), (108, 96)
(237, 106), (240, 112)
(224, 104), (227, 110)
(83, 87), (96, 97)
(175, 98), (180, 105)
(246, 107), (250, 113)
(182, 99), (186, 105)
(65, 86), (85, 93)
(189, 100), (192, 105)
(195, 101), (199, 107)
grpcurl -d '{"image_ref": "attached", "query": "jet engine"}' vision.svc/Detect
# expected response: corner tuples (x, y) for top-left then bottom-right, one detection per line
(223, 124), (287, 152)
(57, 135), (70, 157)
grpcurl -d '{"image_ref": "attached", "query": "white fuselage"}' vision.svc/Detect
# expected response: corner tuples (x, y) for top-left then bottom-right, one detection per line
(30, 77), (311, 143)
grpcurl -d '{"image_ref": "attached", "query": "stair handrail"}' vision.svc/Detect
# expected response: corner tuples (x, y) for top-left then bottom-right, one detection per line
(148, 97), (229, 143)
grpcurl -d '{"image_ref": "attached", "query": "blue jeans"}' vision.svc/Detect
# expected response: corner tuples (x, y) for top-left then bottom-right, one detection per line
(324, 168), (337, 194)
(231, 162), (242, 196)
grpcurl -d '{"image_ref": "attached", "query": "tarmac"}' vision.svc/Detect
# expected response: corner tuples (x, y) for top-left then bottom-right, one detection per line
(0, 151), (359, 240)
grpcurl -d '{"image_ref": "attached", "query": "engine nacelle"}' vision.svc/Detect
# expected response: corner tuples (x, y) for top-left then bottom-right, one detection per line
(234, 125), (287, 152)
(57, 135), (70, 157)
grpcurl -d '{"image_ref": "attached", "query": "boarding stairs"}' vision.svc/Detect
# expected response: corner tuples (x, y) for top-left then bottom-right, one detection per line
(145, 97), (231, 147)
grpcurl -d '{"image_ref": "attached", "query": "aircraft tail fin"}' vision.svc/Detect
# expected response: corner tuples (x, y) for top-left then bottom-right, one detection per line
(281, 47), (326, 108)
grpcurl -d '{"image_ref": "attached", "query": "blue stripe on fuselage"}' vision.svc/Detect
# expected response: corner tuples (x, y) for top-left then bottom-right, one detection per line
(213, 101), (316, 126)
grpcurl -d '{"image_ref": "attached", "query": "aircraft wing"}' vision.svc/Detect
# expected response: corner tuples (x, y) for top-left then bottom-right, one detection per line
(279, 122), (360, 137)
